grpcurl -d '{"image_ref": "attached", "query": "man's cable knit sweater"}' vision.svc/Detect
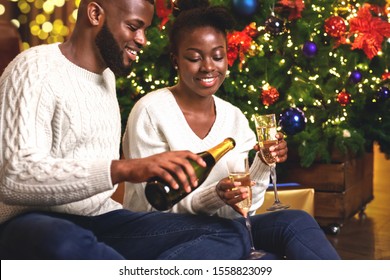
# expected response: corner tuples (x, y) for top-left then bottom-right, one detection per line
(0, 43), (122, 224)
(122, 88), (270, 219)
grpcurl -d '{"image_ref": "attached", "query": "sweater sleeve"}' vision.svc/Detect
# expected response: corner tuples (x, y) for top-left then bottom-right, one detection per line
(247, 153), (270, 215)
(0, 50), (114, 207)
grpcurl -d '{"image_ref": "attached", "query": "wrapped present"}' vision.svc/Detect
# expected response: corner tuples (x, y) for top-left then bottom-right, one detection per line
(256, 183), (314, 216)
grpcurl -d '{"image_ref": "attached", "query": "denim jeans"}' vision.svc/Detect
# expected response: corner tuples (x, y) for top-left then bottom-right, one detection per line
(0, 209), (339, 260)
(0, 209), (250, 260)
(241, 209), (341, 260)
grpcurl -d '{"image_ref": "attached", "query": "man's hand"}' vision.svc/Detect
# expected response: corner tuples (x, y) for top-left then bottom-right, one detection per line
(111, 151), (206, 192)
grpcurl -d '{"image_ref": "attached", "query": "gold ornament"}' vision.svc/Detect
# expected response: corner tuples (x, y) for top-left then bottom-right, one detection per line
(334, 0), (354, 16)
(247, 42), (259, 57)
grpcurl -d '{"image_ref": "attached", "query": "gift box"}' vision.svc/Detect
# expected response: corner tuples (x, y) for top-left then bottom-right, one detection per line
(256, 183), (315, 216)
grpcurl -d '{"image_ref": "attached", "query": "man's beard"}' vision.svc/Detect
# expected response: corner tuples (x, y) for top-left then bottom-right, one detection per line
(95, 22), (133, 77)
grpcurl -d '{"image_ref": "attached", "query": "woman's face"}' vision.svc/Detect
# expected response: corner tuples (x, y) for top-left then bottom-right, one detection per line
(173, 26), (228, 98)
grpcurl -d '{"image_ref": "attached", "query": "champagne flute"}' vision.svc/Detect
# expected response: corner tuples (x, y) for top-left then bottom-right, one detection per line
(227, 155), (266, 259)
(253, 113), (290, 211)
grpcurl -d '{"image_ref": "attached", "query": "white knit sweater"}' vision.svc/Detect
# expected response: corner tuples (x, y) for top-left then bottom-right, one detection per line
(0, 43), (122, 224)
(122, 88), (270, 219)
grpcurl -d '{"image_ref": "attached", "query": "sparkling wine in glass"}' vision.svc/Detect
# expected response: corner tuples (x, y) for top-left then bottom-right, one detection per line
(253, 113), (290, 211)
(227, 155), (266, 259)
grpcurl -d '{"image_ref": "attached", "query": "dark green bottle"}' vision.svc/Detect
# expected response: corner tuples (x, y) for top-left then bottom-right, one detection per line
(145, 138), (236, 211)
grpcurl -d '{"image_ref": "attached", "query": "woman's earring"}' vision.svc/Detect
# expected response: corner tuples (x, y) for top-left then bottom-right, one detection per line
(174, 65), (178, 70)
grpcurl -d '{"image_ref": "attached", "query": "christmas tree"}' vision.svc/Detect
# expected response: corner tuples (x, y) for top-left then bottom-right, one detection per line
(116, 0), (390, 167)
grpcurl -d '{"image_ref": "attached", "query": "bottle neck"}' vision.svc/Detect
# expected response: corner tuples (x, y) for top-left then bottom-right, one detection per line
(207, 138), (236, 162)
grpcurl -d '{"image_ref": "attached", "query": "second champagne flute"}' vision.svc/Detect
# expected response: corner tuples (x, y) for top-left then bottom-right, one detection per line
(253, 113), (290, 211)
(227, 155), (266, 259)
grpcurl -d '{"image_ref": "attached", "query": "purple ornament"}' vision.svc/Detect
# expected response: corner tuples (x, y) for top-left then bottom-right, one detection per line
(279, 108), (306, 135)
(302, 41), (318, 58)
(349, 70), (363, 84)
(377, 86), (390, 100)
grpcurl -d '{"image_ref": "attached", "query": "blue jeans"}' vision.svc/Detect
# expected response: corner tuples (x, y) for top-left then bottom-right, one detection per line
(242, 210), (340, 260)
(0, 209), (339, 260)
(0, 210), (250, 260)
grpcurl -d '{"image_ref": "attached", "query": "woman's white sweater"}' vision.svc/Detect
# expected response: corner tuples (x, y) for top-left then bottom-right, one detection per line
(123, 88), (270, 219)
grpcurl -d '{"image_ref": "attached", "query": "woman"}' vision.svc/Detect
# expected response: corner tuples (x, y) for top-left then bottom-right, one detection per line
(122, 0), (340, 260)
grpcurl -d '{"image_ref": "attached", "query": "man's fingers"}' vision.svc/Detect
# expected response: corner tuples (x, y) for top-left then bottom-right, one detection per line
(151, 151), (204, 192)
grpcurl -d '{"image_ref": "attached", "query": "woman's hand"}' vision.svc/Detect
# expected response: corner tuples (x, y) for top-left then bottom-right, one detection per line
(254, 132), (288, 163)
(216, 178), (252, 216)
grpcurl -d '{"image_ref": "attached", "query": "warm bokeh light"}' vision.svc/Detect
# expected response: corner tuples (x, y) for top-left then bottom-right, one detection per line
(0, 4), (5, 16)
(5, 0), (79, 47)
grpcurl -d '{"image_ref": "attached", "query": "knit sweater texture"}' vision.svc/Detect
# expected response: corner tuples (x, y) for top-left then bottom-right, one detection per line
(122, 88), (270, 219)
(0, 43), (122, 224)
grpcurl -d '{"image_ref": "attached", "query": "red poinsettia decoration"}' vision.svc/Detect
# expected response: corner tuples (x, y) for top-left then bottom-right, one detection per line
(156, 0), (173, 29)
(261, 84), (280, 106)
(382, 70), (390, 81)
(348, 4), (390, 59)
(277, 0), (305, 20)
(227, 23), (259, 67)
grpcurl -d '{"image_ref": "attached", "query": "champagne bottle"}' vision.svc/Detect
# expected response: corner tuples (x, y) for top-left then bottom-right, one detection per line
(145, 137), (236, 211)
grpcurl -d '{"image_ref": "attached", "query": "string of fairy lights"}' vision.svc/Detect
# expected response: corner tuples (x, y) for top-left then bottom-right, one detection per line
(226, 1), (389, 128)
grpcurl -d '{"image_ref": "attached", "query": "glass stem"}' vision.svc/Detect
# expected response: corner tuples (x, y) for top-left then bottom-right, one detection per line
(244, 216), (256, 251)
(270, 165), (280, 203)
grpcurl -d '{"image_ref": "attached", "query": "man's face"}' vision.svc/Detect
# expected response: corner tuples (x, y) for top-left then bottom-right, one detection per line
(95, 0), (154, 76)
(95, 22), (129, 77)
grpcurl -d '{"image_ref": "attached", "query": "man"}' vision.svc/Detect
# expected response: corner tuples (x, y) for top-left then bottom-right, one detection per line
(0, 0), (249, 259)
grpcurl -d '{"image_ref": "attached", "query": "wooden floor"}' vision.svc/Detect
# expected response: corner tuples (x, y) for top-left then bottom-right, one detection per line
(325, 144), (390, 260)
